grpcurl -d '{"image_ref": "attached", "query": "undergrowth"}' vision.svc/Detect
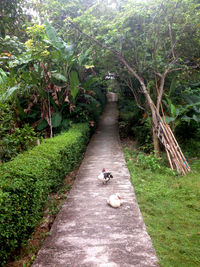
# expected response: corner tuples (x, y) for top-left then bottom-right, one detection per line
(124, 148), (200, 267)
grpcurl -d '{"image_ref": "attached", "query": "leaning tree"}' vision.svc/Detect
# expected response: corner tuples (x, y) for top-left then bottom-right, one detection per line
(27, 0), (200, 173)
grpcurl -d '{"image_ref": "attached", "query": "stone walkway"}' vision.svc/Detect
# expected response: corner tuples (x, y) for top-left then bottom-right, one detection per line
(33, 103), (158, 267)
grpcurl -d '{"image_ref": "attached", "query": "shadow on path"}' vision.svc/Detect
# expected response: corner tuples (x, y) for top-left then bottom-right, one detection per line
(33, 103), (158, 267)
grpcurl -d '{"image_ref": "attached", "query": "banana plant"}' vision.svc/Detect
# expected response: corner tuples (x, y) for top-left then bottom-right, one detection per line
(0, 68), (19, 101)
(45, 22), (81, 103)
(0, 68), (8, 96)
(163, 96), (200, 132)
(70, 70), (79, 102)
(162, 77), (200, 131)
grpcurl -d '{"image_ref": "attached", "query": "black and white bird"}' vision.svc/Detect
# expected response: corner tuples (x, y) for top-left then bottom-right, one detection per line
(98, 168), (113, 184)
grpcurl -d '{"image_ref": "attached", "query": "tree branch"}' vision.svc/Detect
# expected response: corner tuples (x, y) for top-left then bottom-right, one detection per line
(125, 76), (145, 110)
(128, 40), (140, 73)
(66, 18), (121, 58)
(66, 17), (154, 108)
(168, 22), (176, 60)
(168, 67), (183, 73)
(156, 69), (169, 112)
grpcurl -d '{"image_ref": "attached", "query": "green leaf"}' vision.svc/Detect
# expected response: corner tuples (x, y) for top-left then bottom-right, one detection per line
(83, 77), (96, 90)
(192, 114), (200, 122)
(78, 49), (89, 65)
(181, 115), (192, 122)
(170, 103), (177, 118)
(15, 99), (26, 120)
(175, 107), (182, 116)
(165, 116), (175, 124)
(0, 23), (5, 38)
(0, 68), (8, 84)
(37, 119), (48, 131)
(52, 112), (62, 128)
(45, 20), (58, 43)
(70, 70), (79, 102)
(169, 77), (177, 97)
(62, 119), (69, 130)
(52, 73), (67, 82)
(6, 85), (19, 98)
(21, 72), (31, 82)
(45, 21), (73, 59)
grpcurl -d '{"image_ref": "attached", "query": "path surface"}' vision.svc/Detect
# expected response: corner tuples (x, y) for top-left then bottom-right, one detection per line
(33, 103), (158, 267)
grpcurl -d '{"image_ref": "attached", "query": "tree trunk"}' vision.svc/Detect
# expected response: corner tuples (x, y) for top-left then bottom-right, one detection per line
(67, 23), (161, 152)
(152, 127), (160, 154)
(144, 99), (160, 153)
(47, 91), (53, 138)
(156, 70), (168, 113)
(118, 57), (161, 153)
(150, 102), (160, 153)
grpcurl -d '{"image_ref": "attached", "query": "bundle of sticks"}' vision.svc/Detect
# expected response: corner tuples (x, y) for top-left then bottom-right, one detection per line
(153, 105), (190, 175)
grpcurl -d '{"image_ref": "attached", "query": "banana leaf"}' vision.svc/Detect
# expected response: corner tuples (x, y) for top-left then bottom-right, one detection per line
(70, 70), (79, 102)
(52, 112), (62, 128)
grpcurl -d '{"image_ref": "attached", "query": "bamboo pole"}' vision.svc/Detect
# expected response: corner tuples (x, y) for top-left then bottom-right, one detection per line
(166, 125), (190, 171)
(157, 118), (186, 174)
(166, 148), (174, 170)
(153, 82), (189, 173)
(152, 104), (189, 174)
(158, 116), (187, 174)
(160, 119), (188, 174)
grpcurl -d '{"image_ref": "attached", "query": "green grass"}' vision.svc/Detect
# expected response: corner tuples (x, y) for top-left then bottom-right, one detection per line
(124, 148), (200, 267)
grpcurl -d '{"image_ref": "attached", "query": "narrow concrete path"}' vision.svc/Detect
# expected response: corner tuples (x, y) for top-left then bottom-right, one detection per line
(33, 103), (158, 267)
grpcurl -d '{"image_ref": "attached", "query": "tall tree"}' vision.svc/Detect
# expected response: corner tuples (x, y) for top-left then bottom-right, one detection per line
(21, 0), (200, 153)
(0, 0), (25, 38)
(65, 0), (200, 151)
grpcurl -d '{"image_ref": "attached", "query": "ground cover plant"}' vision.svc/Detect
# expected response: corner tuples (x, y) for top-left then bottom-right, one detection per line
(124, 148), (200, 267)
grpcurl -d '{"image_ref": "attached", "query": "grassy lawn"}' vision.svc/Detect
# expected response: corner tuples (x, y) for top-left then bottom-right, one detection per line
(124, 148), (200, 267)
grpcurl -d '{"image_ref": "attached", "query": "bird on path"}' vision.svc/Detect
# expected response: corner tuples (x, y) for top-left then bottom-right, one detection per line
(107, 193), (122, 208)
(98, 168), (113, 184)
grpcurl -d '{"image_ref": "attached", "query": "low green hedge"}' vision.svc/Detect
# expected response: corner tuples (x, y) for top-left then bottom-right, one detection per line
(0, 123), (90, 265)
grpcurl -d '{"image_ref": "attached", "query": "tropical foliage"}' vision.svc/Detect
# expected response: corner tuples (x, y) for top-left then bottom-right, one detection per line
(0, 17), (106, 162)
(1, 0), (200, 265)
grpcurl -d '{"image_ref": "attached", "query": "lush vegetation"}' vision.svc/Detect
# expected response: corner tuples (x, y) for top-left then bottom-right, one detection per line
(64, 0), (200, 151)
(0, 123), (89, 265)
(1, 0), (200, 157)
(1, 0), (200, 266)
(0, 19), (106, 163)
(124, 148), (200, 267)
(118, 93), (200, 155)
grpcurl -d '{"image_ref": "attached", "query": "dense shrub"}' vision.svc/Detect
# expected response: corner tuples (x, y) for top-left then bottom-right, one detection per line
(132, 120), (153, 152)
(118, 97), (154, 151)
(0, 123), (89, 265)
(118, 98), (142, 138)
(0, 124), (38, 162)
(0, 102), (38, 162)
(71, 88), (106, 125)
(181, 139), (200, 158)
(0, 102), (15, 135)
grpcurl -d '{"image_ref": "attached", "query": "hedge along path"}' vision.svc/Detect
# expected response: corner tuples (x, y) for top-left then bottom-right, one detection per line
(33, 102), (158, 267)
(0, 123), (90, 265)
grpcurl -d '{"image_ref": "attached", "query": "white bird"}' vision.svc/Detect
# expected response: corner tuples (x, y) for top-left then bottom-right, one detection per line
(107, 193), (122, 208)
(98, 168), (113, 184)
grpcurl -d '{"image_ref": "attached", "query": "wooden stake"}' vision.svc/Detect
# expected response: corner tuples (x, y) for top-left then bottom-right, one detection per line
(151, 103), (190, 174)
(166, 148), (174, 170)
